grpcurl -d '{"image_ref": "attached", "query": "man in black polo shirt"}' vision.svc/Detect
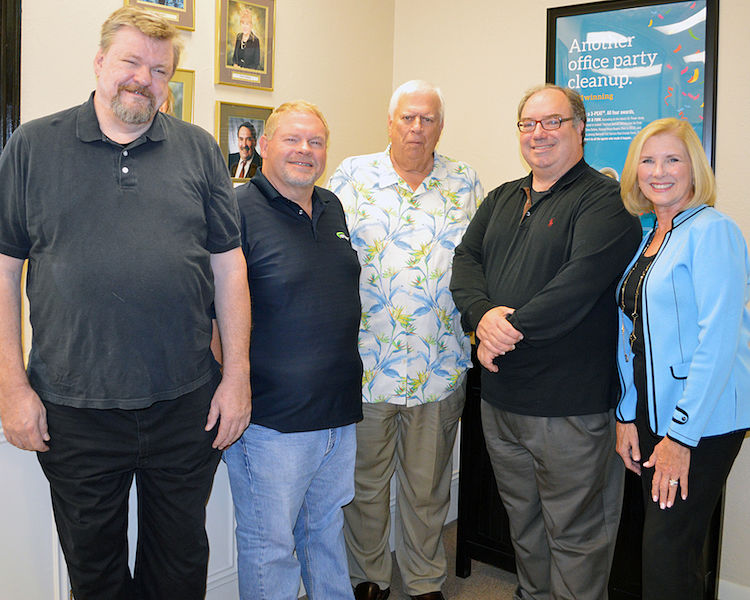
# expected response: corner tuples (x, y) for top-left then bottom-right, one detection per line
(223, 101), (362, 600)
(0, 7), (251, 600)
(450, 84), (641, 600)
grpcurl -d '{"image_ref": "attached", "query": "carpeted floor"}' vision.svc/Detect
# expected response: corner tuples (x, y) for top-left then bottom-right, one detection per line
(385, 521), (518, 600)
(302, 521), (519, 599)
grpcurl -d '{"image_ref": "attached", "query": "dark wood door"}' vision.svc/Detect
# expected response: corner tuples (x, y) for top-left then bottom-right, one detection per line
(455, 360), (723, 600)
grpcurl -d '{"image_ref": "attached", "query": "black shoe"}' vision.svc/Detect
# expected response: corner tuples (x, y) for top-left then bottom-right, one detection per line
(409, 593), (445, 600)
(353, 581), (391, 600)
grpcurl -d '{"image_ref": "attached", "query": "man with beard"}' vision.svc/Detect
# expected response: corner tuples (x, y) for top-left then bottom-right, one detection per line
(223, 101), (363, 600)
(228, 121), (263, 179)
(0, 7), (251, 600)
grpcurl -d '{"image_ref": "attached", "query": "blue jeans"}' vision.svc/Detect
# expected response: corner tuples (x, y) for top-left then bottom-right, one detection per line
(224, 423), (356, 600)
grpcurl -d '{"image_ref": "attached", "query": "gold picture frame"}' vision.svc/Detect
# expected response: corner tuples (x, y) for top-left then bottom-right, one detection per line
(124, 0), (195, 31)
(216, 101), (273, 181)
(167, 69), (194, 123)
(216, 0), (275, 91)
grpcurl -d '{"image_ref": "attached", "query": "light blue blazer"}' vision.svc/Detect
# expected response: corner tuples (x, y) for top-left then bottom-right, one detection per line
(615, 205), (750, 447)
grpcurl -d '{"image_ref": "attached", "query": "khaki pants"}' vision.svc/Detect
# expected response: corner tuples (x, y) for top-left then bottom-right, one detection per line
(344, 383), (465, 596)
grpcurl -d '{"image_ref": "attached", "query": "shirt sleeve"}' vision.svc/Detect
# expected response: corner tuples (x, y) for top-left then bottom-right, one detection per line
(667, 217), (750, 445)
(205, 138), (241, 254)
(0, 127), (32, 259)
(450, 191), (498, 332)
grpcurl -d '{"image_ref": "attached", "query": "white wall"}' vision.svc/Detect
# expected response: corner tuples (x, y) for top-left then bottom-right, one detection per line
(393, 1), (750, 596)
(9, 0), (750, 597)
(20, 0), (395, 180)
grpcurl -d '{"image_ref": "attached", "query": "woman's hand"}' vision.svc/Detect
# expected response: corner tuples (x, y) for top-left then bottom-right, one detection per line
(644, 437), (691, 509)
(615, 422), (641, 475)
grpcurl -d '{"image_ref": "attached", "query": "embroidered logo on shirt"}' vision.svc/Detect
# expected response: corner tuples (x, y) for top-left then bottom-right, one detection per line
(336, 231), (350, 241)
(548, 218), (555, 228)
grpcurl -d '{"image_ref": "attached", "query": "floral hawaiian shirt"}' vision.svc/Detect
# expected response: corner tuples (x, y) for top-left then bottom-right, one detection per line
(328, 148), (483, 405)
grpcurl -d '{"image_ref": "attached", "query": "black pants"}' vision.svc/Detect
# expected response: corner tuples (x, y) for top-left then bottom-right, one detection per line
(636, 418), (745, 600)
(37, 374), (222, 600)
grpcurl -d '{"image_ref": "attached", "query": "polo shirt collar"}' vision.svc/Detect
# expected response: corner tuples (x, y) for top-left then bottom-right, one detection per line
(375, 144), (445, 192)
(250, 170), (330, 208)
(76, 91), (167, 144)
(523, 157), (589, 195)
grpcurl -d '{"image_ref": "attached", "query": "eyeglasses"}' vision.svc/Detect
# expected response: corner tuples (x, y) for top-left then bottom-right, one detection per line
(517, 116), (574, 133)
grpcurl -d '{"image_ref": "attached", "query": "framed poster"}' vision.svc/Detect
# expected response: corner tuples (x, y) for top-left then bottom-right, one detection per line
(216, 0), (275, 90)
(124, 0), (195, 31)
(546, 0), (718, 183)
(216, 101), (273, 182)
(166, 69), (195, 123)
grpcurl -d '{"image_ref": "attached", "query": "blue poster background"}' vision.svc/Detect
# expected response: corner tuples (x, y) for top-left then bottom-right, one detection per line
(554, 1), (707, 184)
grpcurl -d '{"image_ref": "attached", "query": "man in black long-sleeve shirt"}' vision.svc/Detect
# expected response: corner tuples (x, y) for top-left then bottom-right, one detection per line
(450, 85), (641, 600)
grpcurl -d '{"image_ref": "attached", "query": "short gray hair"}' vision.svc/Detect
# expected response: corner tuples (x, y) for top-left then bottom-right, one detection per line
(388, 80), (445, 124)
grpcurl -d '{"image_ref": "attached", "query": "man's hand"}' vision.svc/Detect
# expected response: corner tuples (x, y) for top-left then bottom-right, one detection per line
(476, 306), (523, 355)
(205, 374), (252, 450)
(615, 421), (641, 475)
(0, 384), (50, 452)
(477, 340), (500, 372)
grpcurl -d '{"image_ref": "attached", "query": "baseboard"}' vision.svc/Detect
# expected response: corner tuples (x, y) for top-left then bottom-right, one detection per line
(719, 579), (750, 600)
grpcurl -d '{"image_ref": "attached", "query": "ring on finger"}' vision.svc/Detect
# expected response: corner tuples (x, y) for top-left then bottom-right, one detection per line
(668, 479), (679, 486)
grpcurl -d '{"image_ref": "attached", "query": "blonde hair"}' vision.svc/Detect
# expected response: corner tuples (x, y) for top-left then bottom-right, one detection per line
(620, 118), (715, 215)
(264, 101), (329, 145)
(240, 9), (254, 25)
(100, 7), (183, 75)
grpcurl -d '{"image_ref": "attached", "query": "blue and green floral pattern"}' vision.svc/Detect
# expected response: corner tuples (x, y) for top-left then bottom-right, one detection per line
(328, 149), (483, 405)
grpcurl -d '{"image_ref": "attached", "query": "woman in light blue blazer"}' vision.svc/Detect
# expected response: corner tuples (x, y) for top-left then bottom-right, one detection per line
(615, 118), (750, 599)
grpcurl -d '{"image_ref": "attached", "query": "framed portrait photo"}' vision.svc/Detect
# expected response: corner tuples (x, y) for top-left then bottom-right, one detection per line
(216, 101), (273, 182)
(166, 69), (194, 123)
(124, 0), (195, 31)
(216, 0), (275, 90)
(546, 0), (718, 181)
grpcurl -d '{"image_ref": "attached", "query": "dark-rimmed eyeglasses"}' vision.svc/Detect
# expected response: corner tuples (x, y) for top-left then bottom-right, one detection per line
(517, 116), (574, 133)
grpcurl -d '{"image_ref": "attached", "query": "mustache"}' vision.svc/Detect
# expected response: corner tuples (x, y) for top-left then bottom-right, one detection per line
(118, 84), (156, 103)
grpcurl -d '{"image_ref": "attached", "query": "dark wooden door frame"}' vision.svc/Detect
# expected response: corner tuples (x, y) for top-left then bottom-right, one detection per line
(1, 0), (21, 150)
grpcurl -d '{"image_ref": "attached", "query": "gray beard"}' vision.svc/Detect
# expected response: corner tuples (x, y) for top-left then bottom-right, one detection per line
(111, 93), (156, 125)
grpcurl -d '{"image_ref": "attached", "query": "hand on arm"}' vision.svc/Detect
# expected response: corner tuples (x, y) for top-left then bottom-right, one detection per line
(615, 421), (641, 475)
(0, 254), (49, 452)
(476, 306), (523, 353)
(644, 437), (690, 509)
(206, 248), (252, 449)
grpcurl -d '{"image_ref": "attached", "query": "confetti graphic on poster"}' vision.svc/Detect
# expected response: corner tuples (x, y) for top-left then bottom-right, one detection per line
(548, 0), (716, 185)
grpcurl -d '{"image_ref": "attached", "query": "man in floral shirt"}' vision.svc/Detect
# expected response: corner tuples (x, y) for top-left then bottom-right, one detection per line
(328, 80), (483, 600)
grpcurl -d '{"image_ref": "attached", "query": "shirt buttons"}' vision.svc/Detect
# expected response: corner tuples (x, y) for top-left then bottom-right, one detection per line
(122, 150), (128, 157)
(298, 209), (303, 215)
(122, 166), (129, 174)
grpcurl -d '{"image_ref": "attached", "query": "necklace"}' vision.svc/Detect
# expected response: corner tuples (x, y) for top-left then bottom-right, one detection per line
(619, 254), (654, 361)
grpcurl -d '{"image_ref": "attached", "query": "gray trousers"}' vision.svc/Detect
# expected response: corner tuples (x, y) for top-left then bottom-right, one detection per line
(343, 384), (465, 596)
(481, 402), (624, 600)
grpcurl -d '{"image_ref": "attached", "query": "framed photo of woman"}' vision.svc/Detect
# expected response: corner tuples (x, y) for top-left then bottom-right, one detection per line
(216, 0), (275, 90)
(123, 0), (195, 31)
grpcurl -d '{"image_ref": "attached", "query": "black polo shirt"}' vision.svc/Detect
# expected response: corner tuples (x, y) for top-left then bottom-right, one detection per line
(0, 93), (241, 408)
(236, 172), (363, 432)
